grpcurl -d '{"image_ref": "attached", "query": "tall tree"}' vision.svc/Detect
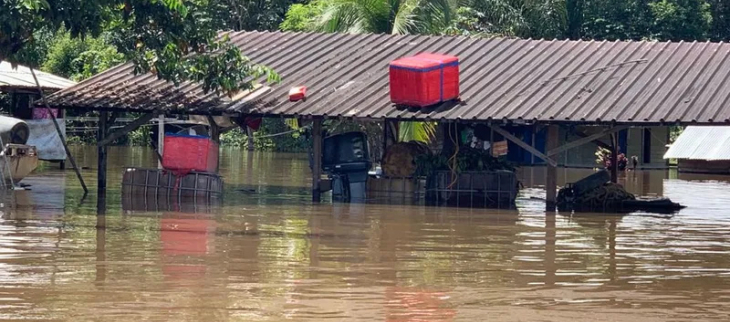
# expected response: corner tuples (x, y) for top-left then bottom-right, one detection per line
(304, 0), (457, 34)
(581, 0), (711, 41)
(566, 0), (585, 39)
(648, 0), (712, 41)
(211, 0), (304, 31)
(1, 0), (276, 94)
(708, 0), (730, 40)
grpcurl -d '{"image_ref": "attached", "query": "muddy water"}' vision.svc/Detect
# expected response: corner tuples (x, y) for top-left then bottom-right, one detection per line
(0, 147), (729, 321)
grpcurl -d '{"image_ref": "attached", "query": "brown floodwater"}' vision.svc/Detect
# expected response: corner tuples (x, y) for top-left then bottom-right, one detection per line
(0, 146), (729, 321)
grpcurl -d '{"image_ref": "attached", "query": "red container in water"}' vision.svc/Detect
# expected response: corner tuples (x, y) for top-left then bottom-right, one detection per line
(389, 53), (459, 107)
(162, 134), (219, 174)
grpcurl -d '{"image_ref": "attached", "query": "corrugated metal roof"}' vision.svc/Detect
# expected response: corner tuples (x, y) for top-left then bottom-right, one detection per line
(664, 126), (730, 160)
(0, 62), (76, 91)
(45, 31), (730, 124)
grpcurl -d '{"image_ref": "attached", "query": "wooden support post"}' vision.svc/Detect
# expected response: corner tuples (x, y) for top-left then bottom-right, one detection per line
(545, 212), (556, 286)
(207, 116), (222, 173)
(312, 119), (323, 202)
(207, 115), (221, 143)
(391, 121), (400, 143)
(382, 119), (398, 160)
(610, 133), (618, 183)
(531, 126), (537, 164)
(95, 214), (106, 281)
(97, 111), (109, 210)
(246, 126), (255, 151)
(29, 67), (88, 195)
(382, 120), (390, 160)
(158, 113), (165, 169)
(545, 125), (559, 211)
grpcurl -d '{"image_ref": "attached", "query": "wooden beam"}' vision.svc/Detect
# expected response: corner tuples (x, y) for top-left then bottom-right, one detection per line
(97, 110), (108, 211)
(545, 125), (559, 211)
(96, 113), (154, 147)
(610, 133), (618, 183)
(312, 119), (323, 202)
(382, 119), (398, 160)
(575, 130), (612, 150)
(547, 125), (629, 156)
(29, 67), (88, 195)
(489, 125), (557, 167)
(158, 113), (164, 169)
(207, 115), (221, 143)
(246, 126), (255, 152)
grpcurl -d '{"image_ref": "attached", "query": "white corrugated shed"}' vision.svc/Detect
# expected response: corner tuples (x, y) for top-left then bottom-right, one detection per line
(664, 126), (730, 160)
(0, 61), (76, 91)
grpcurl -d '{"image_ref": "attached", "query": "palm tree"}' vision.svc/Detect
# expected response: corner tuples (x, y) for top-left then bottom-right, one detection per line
(310, 0), (460, 142)
(313, 0), (458, 35)
(312, 0), (566, 37)
(282, 0), (566, 142)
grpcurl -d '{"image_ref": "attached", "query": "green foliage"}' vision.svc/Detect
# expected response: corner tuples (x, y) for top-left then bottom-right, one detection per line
(670, 126), (684, 143)
(463, 0), (566, 39)
(581, 0), (712, 41)
(65, 135), (85, 146)
(220, 118), (310, 151)
(709, 0), (730, 40)
(283, 0), (724, 41)
(127, 125), (151, 146)
(280, 1), (325, 31)
(399, 121), (436, 143)
(42, 29), (124, 81)
(441, 7), (490, 36)
(289, 0), (461, 34)
(1, 0), (275, 94)
(648, 0), (712, 41)
(210, 0), (303, 31)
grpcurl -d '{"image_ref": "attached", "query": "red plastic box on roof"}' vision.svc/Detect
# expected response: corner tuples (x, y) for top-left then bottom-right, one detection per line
(389, 53), (459, 107)
(162, 134), (219, 174)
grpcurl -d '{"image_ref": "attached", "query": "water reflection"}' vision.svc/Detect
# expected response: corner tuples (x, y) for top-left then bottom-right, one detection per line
(0, 148), (726, 320)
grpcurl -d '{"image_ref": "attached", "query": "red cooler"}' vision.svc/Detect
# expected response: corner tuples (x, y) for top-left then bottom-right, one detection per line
(389, 53), (459, 107)
(162, 134), (219, 174)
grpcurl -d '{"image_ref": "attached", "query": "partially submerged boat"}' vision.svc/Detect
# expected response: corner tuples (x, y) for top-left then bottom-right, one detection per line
(0, 116), (39, 185)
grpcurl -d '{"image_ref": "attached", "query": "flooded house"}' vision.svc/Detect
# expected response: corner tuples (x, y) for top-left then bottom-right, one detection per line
(0, 62), (74, 168)
(664, 126), (730, 174)
(0, 62), (78, 185)
(40, 31), (730, 211)
(6, 31), (730, 322)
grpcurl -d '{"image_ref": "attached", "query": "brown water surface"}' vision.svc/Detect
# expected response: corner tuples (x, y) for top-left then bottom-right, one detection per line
(0, 147), (729, 321)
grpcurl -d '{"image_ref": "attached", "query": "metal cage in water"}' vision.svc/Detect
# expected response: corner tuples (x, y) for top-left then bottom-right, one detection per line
(121, 168), (223, 198)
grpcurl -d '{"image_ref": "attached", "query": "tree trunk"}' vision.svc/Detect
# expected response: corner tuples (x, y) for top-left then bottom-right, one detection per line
(566, 0), (585, 40)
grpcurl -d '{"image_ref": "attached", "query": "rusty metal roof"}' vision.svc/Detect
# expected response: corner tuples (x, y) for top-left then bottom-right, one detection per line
(45, 31), (730, 125)
(0, 62), (76, 91)
(664, 126), (730, 160)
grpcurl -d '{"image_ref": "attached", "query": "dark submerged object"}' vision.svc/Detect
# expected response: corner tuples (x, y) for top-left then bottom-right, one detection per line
(426, 170), (519, 209)
(622, 198), (685, 214)
(557, 170), (684, 214)
(317, 131), (371, 202)
(122, 168), (223, 197)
